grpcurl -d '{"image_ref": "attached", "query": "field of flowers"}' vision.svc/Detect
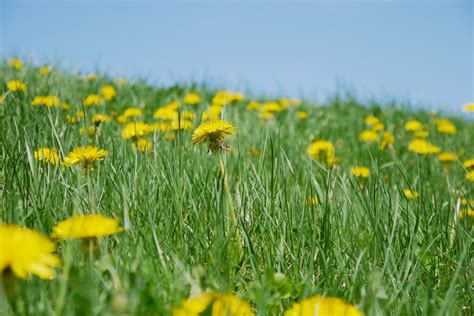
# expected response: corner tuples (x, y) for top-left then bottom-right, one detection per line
(0, 58), (473, 315)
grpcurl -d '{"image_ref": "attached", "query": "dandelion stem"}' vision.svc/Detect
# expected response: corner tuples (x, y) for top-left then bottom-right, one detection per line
(86, 167), (96, 214)
(219, 154), (242, 251)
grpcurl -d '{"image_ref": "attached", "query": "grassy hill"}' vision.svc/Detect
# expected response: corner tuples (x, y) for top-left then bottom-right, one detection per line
(0, 59), (473, 315)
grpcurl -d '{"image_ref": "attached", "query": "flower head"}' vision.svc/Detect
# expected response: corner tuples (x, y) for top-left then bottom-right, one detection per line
(297, 111), (309, 120)
(9, 58), (23, 70)
(438, 152), (457, 163)
(284, 296), (363, 316)
(39, 65), (53, 76)
(83, 94), (103, 106)
(380, 131), (395, 150)
(435, 118), (456, 135)
(463, 158), (474, 169)
(364, 115), (380, 126)
(358, 130), (379, 143)
(463, 102), (474, 112)
(7, 80), (27, 92)
(101, 84), (117, 101)
(404, 189), (419, 200)
(351, 166), (370, 178)
(466, 170), (474, 182)
(34, 148), (59, 165)
(131, 138), (152, 152)
(31, 96), (60, 108)
(51, 214), (123, 240)
(63, 146), (108, 167)
(183, 92), (201, 105)
(121, 122), (153, 139)
(173, 292), (254, 316)
(192, 120), (237, 153)
(404, 120), (424, 132)
(408, 139), (440, 155)
(92, 113), (112, 125)
(307, 140), (336, 167)
(0, 224), (60, 279)
(212, 90), (244, 106)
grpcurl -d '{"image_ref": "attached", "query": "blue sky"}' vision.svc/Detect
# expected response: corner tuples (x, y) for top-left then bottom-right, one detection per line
(1, 1), (472, 112)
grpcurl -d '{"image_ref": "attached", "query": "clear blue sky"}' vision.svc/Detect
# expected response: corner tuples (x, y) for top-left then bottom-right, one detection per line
(1, 1), (472, 112)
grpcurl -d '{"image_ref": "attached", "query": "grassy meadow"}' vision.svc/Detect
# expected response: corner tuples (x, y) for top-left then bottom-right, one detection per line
(0, 59), (473, 315)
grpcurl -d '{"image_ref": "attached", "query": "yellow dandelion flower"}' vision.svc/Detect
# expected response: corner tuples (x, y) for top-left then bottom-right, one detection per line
(154, 101), (180, 120)
(358, 130), (379, 143)
(463, 158), (474, 169)
(250, 147), (261, 157)
(364, 115), (380, 126)
(307, 140), (336, 167)
(80, 126), (96, 138)
(212, 90), (244, 106)
(66, 111), (85, 124)
(34, 148), (59, 165)
(39, 65), (53, 76)
(459, 207), (474, 219)
(192, 120), (237, 152)
(284, 296), (363, 316)
(462, 102), (474, 112)
(120, 107), (144, 121)
(404, 120), (424, 132)
(380, 131), (395, 150)
(183, 92), (201, 105)
(435, 118), (456, 135)
(297, 111), (309, 120)
(173, 292), (254, 316)
(92, 114), (112, 125)
(51, 215), (123, 240)
(279, 98), (289, 108)
(413, 130), (429, 139)
(262, 102), (282, 113)
(60, 103), (71, 110)
(404, 189), (419, 200)
(408, 139), (440, 154)
(438, 152), (457, 163)
(9, 58), (23, 70)
(31, 96), (60, 108)
(84, 74), (97, 81)
(7, 80), (27, 92)
(351, 166), (370, 178)
(466, 170), (474, 182)
(83, 94), (103, 106)
(101, 84), (117, 101)
(131, 138), (152, 152)
(247, 101), (261, 111)
(171, 119), (194, 131)
(259, 111), (275, 121)
(371, 123), (384, 132)
(121, 122), (153, 139)
(0, 224), (60, 279)
(63, 146), (108, 167)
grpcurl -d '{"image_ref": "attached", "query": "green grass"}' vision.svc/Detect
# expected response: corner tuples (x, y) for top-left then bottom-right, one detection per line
(0, 61), (473, 315)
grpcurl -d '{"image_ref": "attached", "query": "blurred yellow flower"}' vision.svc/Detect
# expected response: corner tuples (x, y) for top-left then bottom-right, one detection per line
(121, 122), (153, 139)
(9, 58), (23, 70)
(463, 158), (474, 169)
(307, 140), (336, 167)
(371, 123), (384, 132)
(358, 130), (379, 143)
(459, 207), (474, 219)
(247, 101), (261, 110)
(83, 94), (103, 106)
(80, 126), (96, 138)
(435, 118), (456, 135)
(404, 120), (424, 132)
(212, 90), (244, 106)
(404, 189), (419, 200)
(438, 152), (457, 163)
(84, 74), (97, 81)
(351, 166), (370, 178)
(63, 146), (108, 167)
(66, 111), (85, 124)
(0, 224), (60, 279)
(34, 148), (59, 165)
(284, 296), (363, 316)
(183, 92), (201, 105)
(39, 65), (53, 76)
(7, 80), (27, 92)
(250, 147), (261, 157)
(92, 114), (112, 125)
(408, 139), (440, 154)
(31, 96), (60, 108)
(171, 119), (194, 131)
(51, 215), (123, 240)
(380, 131), (395, 150)
(297, 111), (309, 120)
(202, 105), (223, 121)
(101, 84), (117, 101)
(154, 101), (180, 120)
(364, 115), (380, 126)
(173, 292), (254, 316)
(192, 120), (237, 153)
(60, 103), (71, 110)
(413, 130), (429, 139)
(466, 170), (474, 182)
(131, 138), (152, 152)
(462, 102), (474, 112)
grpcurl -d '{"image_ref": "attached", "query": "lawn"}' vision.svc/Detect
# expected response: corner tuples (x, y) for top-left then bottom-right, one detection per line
(0, 58), (473, 315)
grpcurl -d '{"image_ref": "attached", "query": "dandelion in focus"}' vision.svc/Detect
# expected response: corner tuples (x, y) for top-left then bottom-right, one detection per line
(63, 146), (107, 168)
(192, 120), (237, 153)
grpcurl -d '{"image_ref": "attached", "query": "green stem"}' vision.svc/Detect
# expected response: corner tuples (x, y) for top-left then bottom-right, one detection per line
(86, 167), (96, 214)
